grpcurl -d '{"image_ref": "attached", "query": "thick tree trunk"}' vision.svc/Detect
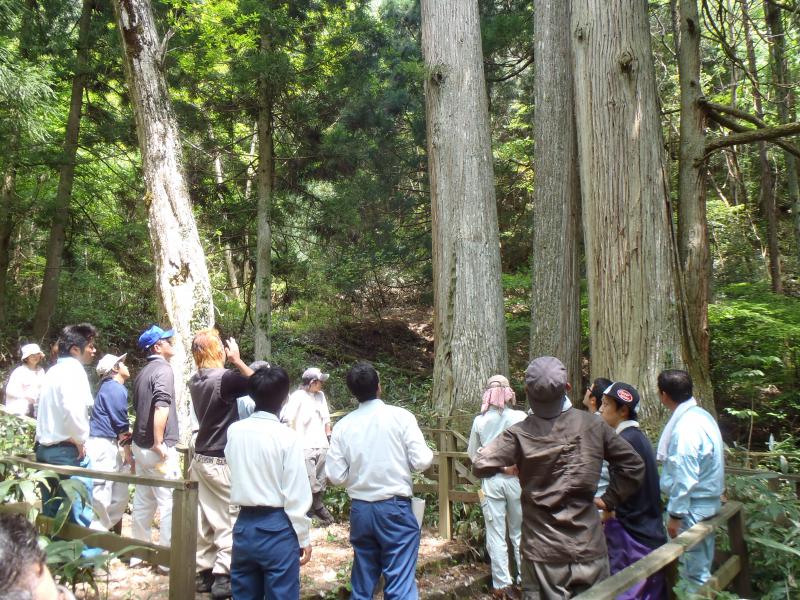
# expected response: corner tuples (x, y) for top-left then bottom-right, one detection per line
(742, 0), (783, 293)
(421, 0), (508, 415)
(31, 0), (93, 341)
(530, 0), (582, 396)
(572, 0), (685, 429)
(112, 0), (214, 435)
(253, 29), (273, 361)
(765, 0), (800, 267)
(676, 0), (714, 405)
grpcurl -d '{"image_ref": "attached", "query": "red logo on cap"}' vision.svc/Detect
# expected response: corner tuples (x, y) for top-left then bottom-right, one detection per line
(618, 389), (633, 403)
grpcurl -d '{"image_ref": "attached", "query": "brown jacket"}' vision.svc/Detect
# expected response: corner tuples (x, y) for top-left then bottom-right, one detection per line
(472, 408), (644, 563)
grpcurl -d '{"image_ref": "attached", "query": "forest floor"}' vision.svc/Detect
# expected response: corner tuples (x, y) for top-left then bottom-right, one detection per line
(73, 515), (492, 599)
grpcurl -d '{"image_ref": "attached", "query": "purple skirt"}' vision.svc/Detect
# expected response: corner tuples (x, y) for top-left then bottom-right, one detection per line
(604, 518), (667, 600)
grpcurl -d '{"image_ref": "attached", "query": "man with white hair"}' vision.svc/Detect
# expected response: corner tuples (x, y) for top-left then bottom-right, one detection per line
(281, 367), (334, 525)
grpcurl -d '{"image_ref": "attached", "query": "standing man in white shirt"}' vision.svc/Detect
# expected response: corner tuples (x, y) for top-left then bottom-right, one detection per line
(225, 365), (312, 600)
(467, 375), (527, 597)
(35, 323), (97, 518)
(326, 362), (433, 600)
(281, 366), (333, 525)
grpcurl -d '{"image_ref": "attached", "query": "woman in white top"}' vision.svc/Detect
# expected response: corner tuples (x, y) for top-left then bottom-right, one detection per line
(4, 343), (46, 417)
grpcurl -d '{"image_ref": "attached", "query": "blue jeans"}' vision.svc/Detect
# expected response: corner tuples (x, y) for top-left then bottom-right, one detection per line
(35, 442), (81, 519)
(231, 507), (300, 600)
(349, 496), (420, 600)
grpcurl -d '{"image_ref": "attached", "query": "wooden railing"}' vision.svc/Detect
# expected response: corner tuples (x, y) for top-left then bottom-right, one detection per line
(0, 455), (198, 600)
(572, 500), (750, 600)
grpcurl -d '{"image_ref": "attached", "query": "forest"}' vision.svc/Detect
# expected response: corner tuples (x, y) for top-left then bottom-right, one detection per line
(1, 0), (800, 597)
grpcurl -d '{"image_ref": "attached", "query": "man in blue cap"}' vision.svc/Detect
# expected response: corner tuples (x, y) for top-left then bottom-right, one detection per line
(130, 325), (181, 567)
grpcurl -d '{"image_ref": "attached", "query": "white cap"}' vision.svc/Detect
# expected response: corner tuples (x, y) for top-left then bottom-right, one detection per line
(302, 367), (329, 383)
(96, 353), (127, 377)
(20, 343), (44, 361)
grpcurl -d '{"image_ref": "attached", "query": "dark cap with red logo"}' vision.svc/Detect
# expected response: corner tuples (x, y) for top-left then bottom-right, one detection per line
(602, 382), (640, 410)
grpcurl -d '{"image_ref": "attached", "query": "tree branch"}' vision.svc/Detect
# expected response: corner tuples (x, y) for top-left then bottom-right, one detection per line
(702, 103), (800, 159)
(766, 0), (797, 12)
(704, 120), (800, 158)
(699, 99), (766, 128)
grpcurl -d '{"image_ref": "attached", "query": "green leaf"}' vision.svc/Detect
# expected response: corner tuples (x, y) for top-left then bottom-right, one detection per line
(747, 536), (800, 558)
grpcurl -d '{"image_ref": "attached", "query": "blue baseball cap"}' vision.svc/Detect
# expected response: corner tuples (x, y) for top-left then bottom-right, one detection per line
(138, 325), (175, 350)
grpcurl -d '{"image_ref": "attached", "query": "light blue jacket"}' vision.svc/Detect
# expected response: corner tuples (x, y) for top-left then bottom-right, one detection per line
(660, 405), (724, 517)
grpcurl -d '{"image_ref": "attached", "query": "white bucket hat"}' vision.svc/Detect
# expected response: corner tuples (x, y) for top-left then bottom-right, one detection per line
(20, 343), (44, 361)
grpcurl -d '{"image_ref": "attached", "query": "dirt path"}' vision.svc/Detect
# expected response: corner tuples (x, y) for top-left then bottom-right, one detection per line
(73, 520), (483, 599)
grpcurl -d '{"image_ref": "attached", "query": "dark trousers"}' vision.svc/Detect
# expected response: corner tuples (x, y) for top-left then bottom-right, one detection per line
(349, 496), (421, 600)
(231, 507), (300, 600)
(35, 442), (81, 519)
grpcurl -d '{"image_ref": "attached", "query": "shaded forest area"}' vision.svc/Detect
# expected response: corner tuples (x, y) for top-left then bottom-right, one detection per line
(1, 0), (799, 451)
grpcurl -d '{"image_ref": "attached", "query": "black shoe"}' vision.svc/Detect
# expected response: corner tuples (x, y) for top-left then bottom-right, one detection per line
(196, 569), (213, 593)
(211, 574), (232, 599)
(314, 506), (334, 526)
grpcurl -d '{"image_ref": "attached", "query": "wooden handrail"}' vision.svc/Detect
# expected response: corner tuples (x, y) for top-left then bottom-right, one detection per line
(1, 455), (191, 490)
(572, 501), (749, 599)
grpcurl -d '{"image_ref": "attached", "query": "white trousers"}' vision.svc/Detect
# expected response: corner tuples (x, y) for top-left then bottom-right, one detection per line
(131, 443), (180, 548)
(85, 437), (129, 530)
(481, 473), (523, 589)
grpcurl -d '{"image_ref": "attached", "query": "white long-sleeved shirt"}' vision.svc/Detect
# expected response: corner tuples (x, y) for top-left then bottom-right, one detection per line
(467, 407), (527, 460)
(35, 357), (92, 445)
(280, 388), (330, 449)
(326, 399), (433, 501)
(225, 411), (312, 547)
(4, 365), (45, 416)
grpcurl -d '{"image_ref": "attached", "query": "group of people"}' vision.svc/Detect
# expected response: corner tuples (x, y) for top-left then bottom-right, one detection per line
(469, 357), (724, 600)
(3, 323), (434, 600)
(1, 323), (725, 600)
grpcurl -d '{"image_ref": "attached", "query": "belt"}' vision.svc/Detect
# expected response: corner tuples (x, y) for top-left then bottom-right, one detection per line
(240, 506), (283, 515)
(194, 454), (227, 465)
(40, 440), (76, 449)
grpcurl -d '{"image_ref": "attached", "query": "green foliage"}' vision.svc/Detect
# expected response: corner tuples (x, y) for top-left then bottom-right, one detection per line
(709, 283), (800, 446)
(725, 474), (800, 598)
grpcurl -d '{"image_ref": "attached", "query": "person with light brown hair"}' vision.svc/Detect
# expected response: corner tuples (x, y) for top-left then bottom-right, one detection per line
(188, 328), (253, 600)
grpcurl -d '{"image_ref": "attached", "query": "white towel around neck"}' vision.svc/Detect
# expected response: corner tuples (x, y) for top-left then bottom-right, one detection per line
(656, 397), (697, 461)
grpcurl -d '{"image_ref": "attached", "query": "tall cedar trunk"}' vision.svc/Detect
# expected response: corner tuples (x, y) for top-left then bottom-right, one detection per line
(242, 126), (257, 290)
(31, 0), (93, 341)
(742, 0), (783, 293)
(253, 28), (273, 361)
(421, 0), (508, 416)
(112, 0), (214, 436)
(531, 0), (581, 396)
(676, 0), (715, 404)
(209, 127), (241, 299)
(765, 1), (800, 267)
(572, 0), (685, 429)
(0, 159), (16, 324)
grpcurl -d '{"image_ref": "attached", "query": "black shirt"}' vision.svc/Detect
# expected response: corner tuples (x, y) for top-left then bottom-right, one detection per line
(615, 425), (668, 549)
(189, 368), (249, 457)
(132, 356), (179, 448)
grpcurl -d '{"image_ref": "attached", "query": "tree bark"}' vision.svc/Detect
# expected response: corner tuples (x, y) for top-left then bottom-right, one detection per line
(0, 157), (16, 324)
(742, 0), (783, 293)
(421, 0), (508, 415)
(765, 0), (800, 266)
(31, 0), (93, 341)
(112, 0), (214, 435)
(676, 0), (714, 403)
(572, 0), (686, 428)
(253, 28), (273, 361)
(530, 0), (582, 396)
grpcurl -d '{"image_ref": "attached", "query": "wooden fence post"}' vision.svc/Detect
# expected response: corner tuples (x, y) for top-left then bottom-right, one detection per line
(169, 481), (198, 600)
(438, 451), (451, 539)
(728, 504), (752, 598)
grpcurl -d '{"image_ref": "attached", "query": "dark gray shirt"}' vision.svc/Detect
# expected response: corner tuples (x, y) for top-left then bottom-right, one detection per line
(132, 356), (179, 448)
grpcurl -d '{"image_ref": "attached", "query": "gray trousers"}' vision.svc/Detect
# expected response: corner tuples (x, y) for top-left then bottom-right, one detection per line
(521, 555), (609, 599)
